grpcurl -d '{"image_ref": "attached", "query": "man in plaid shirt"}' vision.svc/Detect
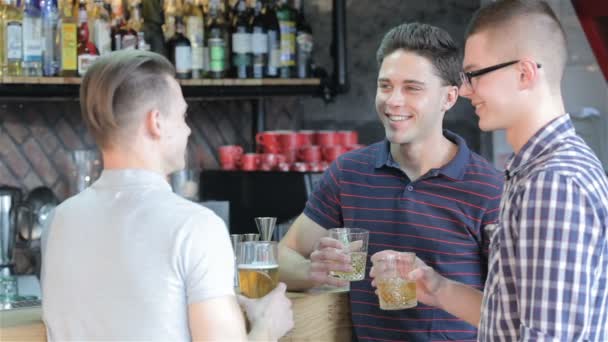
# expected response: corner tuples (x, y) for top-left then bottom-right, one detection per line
(371, 1), (608, 341)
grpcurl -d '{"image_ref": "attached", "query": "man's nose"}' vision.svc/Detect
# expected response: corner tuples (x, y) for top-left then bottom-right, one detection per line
(386, 89), (405, 106)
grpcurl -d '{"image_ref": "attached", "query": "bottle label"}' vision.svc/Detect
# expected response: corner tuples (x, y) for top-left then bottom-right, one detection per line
(175, 45), (192, 74)
(93, 20), (112, 56)
(279, 20), (295, 66)
(6, 22), (23, 60)
(209, 37), (225, 72)
(192, 46), (203, 70)
(267, 30), (280, 74)
(251, 32), (268, 54)
(203, 46), (209, 72)
(61, 22), (78, 70)
(232, 32), (251, 54)
(78, 53), (99, 76)
(122, 33), (137, 50)
(23, 17), (43, 62)
(296, 32), (313, 53)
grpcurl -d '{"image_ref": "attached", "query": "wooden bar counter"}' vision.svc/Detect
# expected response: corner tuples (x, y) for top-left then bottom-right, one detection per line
(0, 288), (352, 341)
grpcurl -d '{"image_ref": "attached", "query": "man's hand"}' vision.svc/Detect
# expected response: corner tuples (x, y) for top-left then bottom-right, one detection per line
(369, 250), (447, 308)
(308, 237), (352, 287)
(237, 283), (294, 341)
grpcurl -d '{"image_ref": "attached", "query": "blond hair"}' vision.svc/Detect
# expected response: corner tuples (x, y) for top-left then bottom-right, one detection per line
(466, 0), (567, 87)
(79, 50), (176, 148)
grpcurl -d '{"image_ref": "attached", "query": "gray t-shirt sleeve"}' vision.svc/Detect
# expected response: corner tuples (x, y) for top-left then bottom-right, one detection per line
(179, 211), (235, 304)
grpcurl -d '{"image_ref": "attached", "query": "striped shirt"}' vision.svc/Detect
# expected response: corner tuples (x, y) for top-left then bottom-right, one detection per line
(304, 130), (503, 341)
(478, 114), (608, 341)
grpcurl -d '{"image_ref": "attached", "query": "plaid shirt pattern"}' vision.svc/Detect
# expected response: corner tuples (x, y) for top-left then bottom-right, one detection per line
(478, 114), (608, 341)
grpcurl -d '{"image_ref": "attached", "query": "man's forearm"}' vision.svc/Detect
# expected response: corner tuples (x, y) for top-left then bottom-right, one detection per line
(278, 244), (315, 291)
(437, 279), (483, 327)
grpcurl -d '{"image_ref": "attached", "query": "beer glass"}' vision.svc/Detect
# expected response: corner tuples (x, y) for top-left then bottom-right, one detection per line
(328, 228), (369, 281)
(374, 252), (417, 310)
(237, 241), (279, 298)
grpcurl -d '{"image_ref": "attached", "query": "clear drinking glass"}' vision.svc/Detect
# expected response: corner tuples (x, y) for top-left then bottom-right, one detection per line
(237, 241), (279, 298)
(328, 228), (369, 281)
(374, 252), (417, 310)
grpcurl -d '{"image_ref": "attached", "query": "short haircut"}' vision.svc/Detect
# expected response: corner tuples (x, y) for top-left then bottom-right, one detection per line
(465, 0), (567, 86)
(376, 22), (461, 86)
(79, 50), (176, 148)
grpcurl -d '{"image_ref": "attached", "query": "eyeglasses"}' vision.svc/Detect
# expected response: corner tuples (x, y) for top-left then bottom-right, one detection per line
(459, 60), (542, 89)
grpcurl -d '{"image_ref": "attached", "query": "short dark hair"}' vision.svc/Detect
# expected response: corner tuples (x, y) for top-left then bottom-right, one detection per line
(376, 22), (461, 86)
(465, 0), (567, 85)
(80, 50), (176, 148)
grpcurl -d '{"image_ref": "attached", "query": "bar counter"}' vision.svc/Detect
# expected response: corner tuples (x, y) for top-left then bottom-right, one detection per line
(0, 288), (352, 341)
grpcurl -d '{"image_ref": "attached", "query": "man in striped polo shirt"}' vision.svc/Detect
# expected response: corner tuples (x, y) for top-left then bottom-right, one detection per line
(383, 1), (608, 341)
(278, 23), (503, 341)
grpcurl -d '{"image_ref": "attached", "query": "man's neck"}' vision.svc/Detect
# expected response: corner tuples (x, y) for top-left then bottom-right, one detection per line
(390, 131), (457, 181)
(102, 145), (166, 176)
(506, 97), (566, 153)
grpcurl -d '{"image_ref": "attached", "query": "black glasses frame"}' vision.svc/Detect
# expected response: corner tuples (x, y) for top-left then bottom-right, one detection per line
(460, 60), (542, 87)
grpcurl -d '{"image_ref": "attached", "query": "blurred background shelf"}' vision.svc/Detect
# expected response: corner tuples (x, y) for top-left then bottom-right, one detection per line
(0, 77), (324, 99)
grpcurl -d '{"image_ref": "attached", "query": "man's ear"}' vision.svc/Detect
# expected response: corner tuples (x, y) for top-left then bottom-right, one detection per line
(442, 85), (459, 112)
(145, 109), (162, 139)
(517, 58), (540, 90)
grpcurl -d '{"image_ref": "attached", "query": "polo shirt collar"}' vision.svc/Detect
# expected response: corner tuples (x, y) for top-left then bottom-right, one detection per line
(374, 130), (470, 180)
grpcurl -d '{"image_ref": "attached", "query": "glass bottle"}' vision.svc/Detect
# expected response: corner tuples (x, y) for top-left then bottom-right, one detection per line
(263, 0), (278, 77)
(275, 0), (294, 78)
(91, 0), (111, 56)
(230, 0), (250, 78)
(294, 0), (311, 78)
(42, 0), (59, 75)
(205, 0), (227, 78)
(77, 0), (98, 75)
(59, 0), (77, 76)
(183, 0), (203, 78)
(249, 0), (266, 79)
(3, 0), (23, 76)
(168, 15), (191, 78)
(23, 0), (43, 76)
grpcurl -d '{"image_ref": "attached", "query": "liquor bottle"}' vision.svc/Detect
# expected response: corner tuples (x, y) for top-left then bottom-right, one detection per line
(275, 0), (293, 78)
(77, 0), (98, 75)
(110, 0), (136, 49)
(3, 0), (23, 76)
(136, 30), (148, 49)
(42, 0), (59, 75)
(205, 0), (227, 78)
(91, 0), (111, 56)
(23, 0), (43, 76)
(167, 16), (191, 78)
(263, 0), (278, 77)
(183, 0), (203, 78)
(0, 0), (6, 76)
(230, 0), (250, 78)
(294, 0), (311, 78)
(249, 0), (266, 79)
(59, 0), (78, 76)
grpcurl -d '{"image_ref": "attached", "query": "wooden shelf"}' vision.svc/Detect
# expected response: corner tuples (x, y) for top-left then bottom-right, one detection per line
(0, 76), (324, 99)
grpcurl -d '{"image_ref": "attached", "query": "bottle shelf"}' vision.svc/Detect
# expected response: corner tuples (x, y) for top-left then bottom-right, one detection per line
(0, 76), (324, 99)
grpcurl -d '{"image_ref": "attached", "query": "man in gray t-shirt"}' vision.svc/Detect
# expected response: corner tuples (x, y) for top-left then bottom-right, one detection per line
(42, 50), (293, 341)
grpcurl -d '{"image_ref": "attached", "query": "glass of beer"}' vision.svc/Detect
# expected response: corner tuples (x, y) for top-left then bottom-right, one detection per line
(328, 228), (369, 281)
(374, 252), (417, 310)
(237, 241), (279, 298)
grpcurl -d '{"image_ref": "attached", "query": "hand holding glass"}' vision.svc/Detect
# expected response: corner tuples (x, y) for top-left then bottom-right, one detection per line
(328, 228), (369, 281)
(373, 252), (417, 310)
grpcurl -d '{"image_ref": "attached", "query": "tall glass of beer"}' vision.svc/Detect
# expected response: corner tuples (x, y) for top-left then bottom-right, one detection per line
(373, 252), (417, 310)
(237, 241), (279, 298)
(328, 228), (369, 281)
